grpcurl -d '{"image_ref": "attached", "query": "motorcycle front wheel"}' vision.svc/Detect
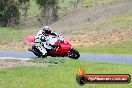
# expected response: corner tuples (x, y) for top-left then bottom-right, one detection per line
(68, 48), (80, 59)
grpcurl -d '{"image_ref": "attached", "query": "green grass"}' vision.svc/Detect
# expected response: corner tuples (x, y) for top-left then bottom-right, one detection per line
(21, 0), (116, 17)
(26, 0), (92, 16)
(28, 0), (40, 17)
(59, 0), (115, 8)
(29, 57), (70, 64)
(0, 27), (37, 44)
(0, 59), (132, 88)
(19, 0), (40, 17)
(76, 13), (132, 55)
(88, 13), (132, 32)
(77, 41), (132, 54)
(103, 13), (132, 28)
(82, 0), (116, 6)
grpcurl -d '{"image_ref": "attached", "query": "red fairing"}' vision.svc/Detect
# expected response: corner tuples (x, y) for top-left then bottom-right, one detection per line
(25, 36), (35, 45)
(50, 37), (72, 56)
(64, 37), (72, 46)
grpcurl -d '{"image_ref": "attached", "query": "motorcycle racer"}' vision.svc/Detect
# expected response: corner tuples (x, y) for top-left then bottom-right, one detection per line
(26, 31), (80, 59)
(35, 26), (62, 56)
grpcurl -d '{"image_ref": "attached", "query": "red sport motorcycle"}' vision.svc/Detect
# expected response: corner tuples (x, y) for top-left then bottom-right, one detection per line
(25, 36), (80, 59)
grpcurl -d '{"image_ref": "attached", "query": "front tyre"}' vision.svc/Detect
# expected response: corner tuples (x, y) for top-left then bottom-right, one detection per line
(69, 48), (80, 59)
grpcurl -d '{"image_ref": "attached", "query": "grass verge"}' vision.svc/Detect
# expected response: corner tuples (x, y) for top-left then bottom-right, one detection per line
(77, 41), (132, 54)
(0, 58), (132, 88)
(0, 27), (37, 44)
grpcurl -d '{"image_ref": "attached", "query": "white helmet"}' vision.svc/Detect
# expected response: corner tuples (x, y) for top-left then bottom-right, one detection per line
(42, 26), (52, 34)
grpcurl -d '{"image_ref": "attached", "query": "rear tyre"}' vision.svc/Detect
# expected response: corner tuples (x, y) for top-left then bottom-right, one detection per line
(69, 48), (80, 59)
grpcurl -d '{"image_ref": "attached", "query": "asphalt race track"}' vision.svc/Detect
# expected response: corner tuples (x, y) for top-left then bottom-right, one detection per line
(0, 50), (132, 64)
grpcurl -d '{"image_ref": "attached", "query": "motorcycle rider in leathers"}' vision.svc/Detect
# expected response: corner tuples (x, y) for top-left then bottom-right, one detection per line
(35, 26), (63, 56)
